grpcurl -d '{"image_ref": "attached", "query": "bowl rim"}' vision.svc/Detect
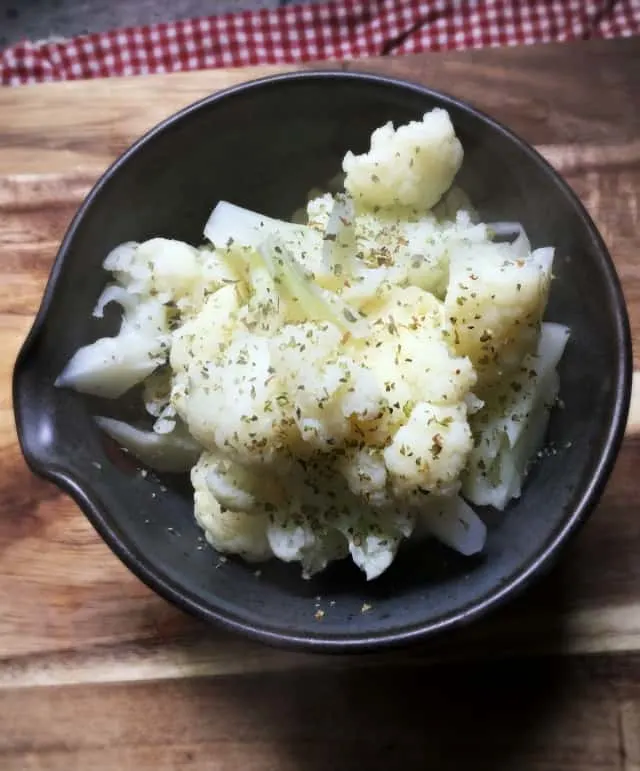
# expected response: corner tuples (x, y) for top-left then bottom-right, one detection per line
(13, 68), (633, 652)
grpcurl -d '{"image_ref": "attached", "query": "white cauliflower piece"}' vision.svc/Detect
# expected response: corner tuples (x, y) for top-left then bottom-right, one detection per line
(143, 368), (177, 434)
(202, 450), (286, 513)
(55, 332), (163, 398)
(200, 246), (239, 289)
(421, 495), (486, 556)
(463, 322), (569, 510)
(267, 515), (348, 579)
(332, 503), (415, 581)
(265, 460), (414, 581)
(178, 246), (240, 318)
(344, 528), (402, 581)
(56, 296), (170, 398)
(362, 286), (476, 410)
(270, 322), (383, 453)
(264, 459), (351, 577)
(96, 416), (201, 473)
(445, 242), (553, 388)
(306, 193), (335, 232)
(336, 447), (390, 508)
(192, 453), (272, 561)
(341, 208), (489, 308)
(178, 330), (296, 467)
(104, 238), (201, 300)
(169, 284), (240, 419)
(101, 238), (236, 327)
(343, 109), (463, 211)
(170, 284), (240, 372)
(384, 402), (473, 497)
(339, 364), (385, 424)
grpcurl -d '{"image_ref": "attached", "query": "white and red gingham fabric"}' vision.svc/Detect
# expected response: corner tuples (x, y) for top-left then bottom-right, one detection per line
(2, 0), (639, 86)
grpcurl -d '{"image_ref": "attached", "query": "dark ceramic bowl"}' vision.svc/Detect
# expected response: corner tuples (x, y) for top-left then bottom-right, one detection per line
(13, 71), (631, 651)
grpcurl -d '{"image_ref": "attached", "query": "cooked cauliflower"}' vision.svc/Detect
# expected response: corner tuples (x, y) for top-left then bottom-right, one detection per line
(343, 108), (463, 211)
(192, 453), (272, 561)
(57, 109), (567, 582)
(55, 295), (170, 397)
(384, 402), (473, 498)
(444, 242), (554, 389)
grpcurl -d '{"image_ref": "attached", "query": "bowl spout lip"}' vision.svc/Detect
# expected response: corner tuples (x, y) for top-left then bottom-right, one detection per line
(12, 69), (634, 652)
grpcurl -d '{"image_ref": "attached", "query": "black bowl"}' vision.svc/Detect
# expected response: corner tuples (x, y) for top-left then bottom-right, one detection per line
(13, 71), (632, 651)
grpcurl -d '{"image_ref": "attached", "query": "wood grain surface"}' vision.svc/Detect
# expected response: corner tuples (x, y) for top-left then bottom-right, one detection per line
(1, 38), (639, 770)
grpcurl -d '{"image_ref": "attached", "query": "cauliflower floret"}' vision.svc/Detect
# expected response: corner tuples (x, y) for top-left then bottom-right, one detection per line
(179, 331), (297, 466)
(102, 238), (237, 322)
(339, 364), (385, 423)
(290, 364), (354, 450)
(179, 246), (240, 317)
(172, 287), (295, 467)
(104, 238), (201, 300)
(362, 286), (476, 410)
(445, 242), (553, 388)
(270, 323), (384, 453)
(343, 527), (403, 580)
(341, 208), (489, 307)
(384, 402), (473, 497)
(205, 201), (328, 287)
(363, 283), (442, 327)
(267, 514), (348, 579)
(337, 447), (390, 508)
(331, 503), (415, 580)
(203, 451), (286, 513)
(192, 453), (272, 561)
(55, 332), (164, 398)
(306, 193), (335, 232)
(462, 322), (569, 510)
(263, 459), (351, 577)
(96, 416), (201, 472)
(352, 214), (447, 297)
(343, 109), (463, 212)
(271, 322), (342, 374)
(169, 284), (240, 416)
(55, 296), (170, 398)
(420, 495), (486, 556)
(265, 460), (415, 580)
(366, 329), (476, 409)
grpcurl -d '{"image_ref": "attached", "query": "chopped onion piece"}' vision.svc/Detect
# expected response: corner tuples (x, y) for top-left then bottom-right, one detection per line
(204, 201), (311, 250)
(259, 236), (369, 338)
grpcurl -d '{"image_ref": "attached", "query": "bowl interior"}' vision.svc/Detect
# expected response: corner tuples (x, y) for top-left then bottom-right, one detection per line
(14, 72), (629, 648)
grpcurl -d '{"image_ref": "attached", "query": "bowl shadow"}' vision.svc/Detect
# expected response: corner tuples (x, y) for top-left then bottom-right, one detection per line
(192, 562), (574, 771)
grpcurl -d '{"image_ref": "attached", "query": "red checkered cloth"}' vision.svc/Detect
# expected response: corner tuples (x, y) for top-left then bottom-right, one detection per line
(2, 0), (639, 86)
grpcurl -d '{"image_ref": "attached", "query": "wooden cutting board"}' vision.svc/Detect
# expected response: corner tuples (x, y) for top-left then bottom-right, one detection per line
(1, 37), (639, 770)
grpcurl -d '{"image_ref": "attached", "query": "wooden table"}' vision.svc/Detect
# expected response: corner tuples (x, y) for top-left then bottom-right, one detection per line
(1, 37), (639, 770)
